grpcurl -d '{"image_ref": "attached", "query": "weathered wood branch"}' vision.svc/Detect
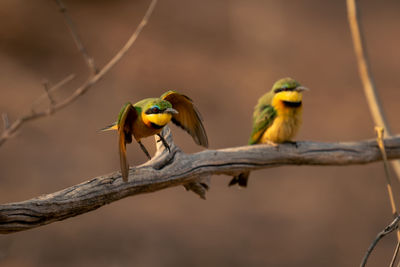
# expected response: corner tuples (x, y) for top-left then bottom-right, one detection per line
(1, 127), (400, 234)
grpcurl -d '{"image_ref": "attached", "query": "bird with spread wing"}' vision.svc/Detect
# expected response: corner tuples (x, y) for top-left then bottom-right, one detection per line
(102, 91), (208, 181)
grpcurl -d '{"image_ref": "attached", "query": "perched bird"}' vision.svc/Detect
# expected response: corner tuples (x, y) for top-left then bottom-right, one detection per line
(229, 77), (308, 187)
(102, 91), (208, 181)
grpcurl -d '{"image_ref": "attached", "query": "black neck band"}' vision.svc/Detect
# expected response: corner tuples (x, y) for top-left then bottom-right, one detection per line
(282, 101), (302, 108)
(150, 122), (164, 129)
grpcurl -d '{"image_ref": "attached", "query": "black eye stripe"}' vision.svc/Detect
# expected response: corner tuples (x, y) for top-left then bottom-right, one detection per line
(145, 107), (162, 114)
(274, 87), (295, 93)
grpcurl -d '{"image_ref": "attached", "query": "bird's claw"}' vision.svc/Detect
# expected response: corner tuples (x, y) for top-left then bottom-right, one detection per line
(157, 134), (171, 152)
(138, 141), (152, 160)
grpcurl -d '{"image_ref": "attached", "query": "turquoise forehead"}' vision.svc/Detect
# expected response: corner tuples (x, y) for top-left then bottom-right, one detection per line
(272, 77), (300, 90)
(145, 99), (172, 110)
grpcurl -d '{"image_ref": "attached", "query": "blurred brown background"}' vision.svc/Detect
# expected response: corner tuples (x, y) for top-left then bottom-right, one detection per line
(1, 0), (400, 266)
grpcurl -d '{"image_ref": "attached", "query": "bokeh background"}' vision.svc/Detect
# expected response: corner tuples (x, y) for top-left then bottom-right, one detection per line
(1, 0), (400, 266)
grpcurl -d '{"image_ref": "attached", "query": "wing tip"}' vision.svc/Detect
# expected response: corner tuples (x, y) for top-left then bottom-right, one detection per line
(196, 124), (209, 148)
(198, 134), (209, 148)
(99, 123), (118, 132)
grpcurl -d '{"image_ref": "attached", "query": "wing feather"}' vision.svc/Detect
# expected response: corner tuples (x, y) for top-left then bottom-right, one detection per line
(248, 104), (277, 145)
(161, 91), (208, 147)
(117, 103), (138, 181)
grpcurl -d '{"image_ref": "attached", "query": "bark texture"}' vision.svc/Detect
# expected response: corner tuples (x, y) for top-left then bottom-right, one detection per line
(1, 127), (400, 234)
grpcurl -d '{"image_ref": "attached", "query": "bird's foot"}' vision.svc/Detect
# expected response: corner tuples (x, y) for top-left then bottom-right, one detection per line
(157, 133), (171, 152)
(265, 140), (279, 147)
(138, 141), (152, 160)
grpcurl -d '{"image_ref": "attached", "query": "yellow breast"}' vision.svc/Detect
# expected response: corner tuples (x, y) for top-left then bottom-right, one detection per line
(130, 113), (173, 141)
(141, 113), (172, 128)
(261, 91), (303, 143)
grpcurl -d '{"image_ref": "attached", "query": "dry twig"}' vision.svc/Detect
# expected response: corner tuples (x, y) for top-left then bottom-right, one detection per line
(1, 113), (9, 130)
(390, 240), (400, 267)
(31, 74), (76, 110)
(1, 127), (400, 234)
(360, 215), (400, 267)
(0, 0), (158, 147)
(54, 0), (97, 74)
(347, 2), (400, 265)
(376, 127), (400, 240)
(346, 0), (400, 180)
(42, 80), (56, 106)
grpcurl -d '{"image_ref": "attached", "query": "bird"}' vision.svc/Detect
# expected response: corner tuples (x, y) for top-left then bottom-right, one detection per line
(229, 77), (308, 187)
(102, 90), (208, 182)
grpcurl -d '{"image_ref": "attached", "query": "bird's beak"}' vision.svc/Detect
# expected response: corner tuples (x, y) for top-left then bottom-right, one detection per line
(165, 108), (178, 115)
(296, 86), (309, 92)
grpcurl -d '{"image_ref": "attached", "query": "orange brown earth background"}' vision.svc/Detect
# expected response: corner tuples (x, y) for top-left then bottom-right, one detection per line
(1, 0), (400, 266)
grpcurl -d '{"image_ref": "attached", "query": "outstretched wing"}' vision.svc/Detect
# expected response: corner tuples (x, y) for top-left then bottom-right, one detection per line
(161, 90), (208, 147)
(117, 103), (138, 182)
(248, 104), (277, 145)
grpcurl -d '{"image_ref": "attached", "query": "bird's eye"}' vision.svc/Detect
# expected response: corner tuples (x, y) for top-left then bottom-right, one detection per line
(145, 106), (161, 114)
(274, 88), (283, 93)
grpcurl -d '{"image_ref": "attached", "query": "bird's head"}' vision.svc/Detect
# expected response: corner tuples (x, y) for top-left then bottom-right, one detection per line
(271, 77), (308, 107)
(142, 100), (178, 129)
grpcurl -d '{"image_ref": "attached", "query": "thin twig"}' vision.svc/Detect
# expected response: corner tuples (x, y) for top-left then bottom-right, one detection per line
(92, 0), (158, 80)
(361, 215), (400, 267)
(346, 0), (400, 181)
(42, 79), (56, 106)
(0, 0), (158, 147)
(1, 113), (9, 130)
(54, 0), (97, 74)
(376, 126), (400, 241)
(390, 240), (400, 267)
(31, 74), (75, 109)
(1, 129), (400, 234)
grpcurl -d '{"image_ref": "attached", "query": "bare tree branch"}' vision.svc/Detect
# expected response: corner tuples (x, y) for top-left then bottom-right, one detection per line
(0, 0), (158, 147)
(42, 79), (56, 106)
(32, 74), (75, 107)
(1, 126), (400, 234)
(376, 127), (400, 241)
(1, 113), (9, 130)
(348, 3), (400, 264)
(54, 0), (97, 74)
(360, 215), (400, 267)
(346, 0), (400, 180)
(390, 240), (400, 267)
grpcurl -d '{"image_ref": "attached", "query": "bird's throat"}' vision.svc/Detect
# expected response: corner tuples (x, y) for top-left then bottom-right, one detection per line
(142, 113), (172, 129)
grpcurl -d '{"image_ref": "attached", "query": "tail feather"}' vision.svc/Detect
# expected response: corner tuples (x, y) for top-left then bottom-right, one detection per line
(229, 171), (250, 187)
(99, 123), (118, 132)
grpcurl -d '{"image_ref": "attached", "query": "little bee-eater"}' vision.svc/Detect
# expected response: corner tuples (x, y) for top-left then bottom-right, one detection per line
(102, 91), (208, 181)
(229, 77), (308, 187)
